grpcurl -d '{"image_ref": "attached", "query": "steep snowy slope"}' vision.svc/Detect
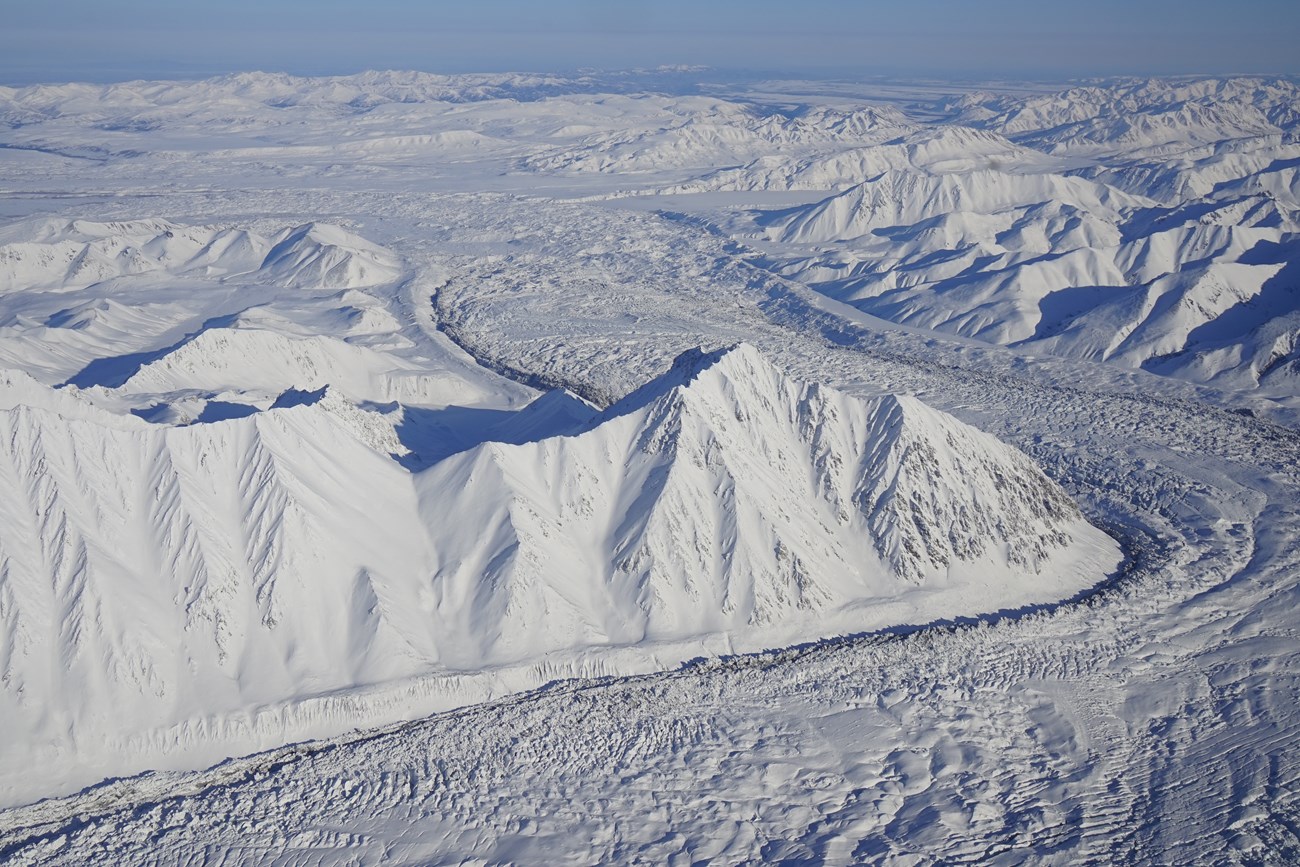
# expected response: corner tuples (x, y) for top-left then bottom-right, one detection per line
(419, 344), (1115, 665)
(0, 345), (1118, 804)
(550, 76), (1291, 409)
(760, 168), (1147, 244)
(735, 157), (1299, 402)
(258, 222), (402, 288)
(1076, 143), (1300, 205)
(0, 384), (437, 798)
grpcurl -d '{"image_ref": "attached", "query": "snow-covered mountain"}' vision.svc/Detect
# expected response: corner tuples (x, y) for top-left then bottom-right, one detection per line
(0, 217), (439, 413)
(951, 77), (1300, 154)
(741, 168), (1300, 396)
(108, 327), (487, 407)
(688, 75), (1300, 407)
(663, 126), (1048, 194)
(521, 102), (916, 174)
(0, 217), (399, 293)
(760, 169), (1147, 244)
(418, 344), (1114, 663)
(2, 69), (1299, 863)
(0, 343), (1118, 801)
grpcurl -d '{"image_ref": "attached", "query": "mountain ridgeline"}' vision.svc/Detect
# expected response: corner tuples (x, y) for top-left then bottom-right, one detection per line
(0, 344), (1118, 795)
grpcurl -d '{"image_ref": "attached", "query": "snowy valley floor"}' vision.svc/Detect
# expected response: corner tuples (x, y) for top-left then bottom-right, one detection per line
(0, 72), (1298, 864)
(1, 187), (1297, 866)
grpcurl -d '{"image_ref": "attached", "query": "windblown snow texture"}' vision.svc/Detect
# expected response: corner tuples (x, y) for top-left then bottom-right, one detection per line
(0, 69), (1297, 866)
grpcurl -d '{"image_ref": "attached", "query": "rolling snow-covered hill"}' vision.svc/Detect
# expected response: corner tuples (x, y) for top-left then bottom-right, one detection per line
(0, 218), (399, 292)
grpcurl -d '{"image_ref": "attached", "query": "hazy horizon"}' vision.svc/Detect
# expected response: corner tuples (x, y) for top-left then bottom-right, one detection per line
(3, 0), (1299, 87)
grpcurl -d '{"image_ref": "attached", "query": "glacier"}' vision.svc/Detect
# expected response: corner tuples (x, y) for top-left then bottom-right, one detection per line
(0, 68), (1297, 865)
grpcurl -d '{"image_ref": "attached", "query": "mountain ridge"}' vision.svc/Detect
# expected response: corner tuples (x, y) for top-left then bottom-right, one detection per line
(0, 344), (1120, 802)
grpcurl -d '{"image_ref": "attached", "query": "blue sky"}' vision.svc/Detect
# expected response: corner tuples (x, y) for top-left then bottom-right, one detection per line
(2, 0), (1298, 84)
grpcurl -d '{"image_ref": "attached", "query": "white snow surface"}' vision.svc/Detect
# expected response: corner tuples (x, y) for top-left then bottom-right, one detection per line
(0, 338), (1118, 805)
(0, 69), (1297, 865)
